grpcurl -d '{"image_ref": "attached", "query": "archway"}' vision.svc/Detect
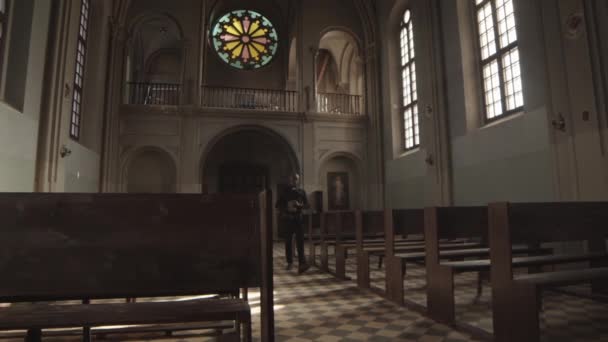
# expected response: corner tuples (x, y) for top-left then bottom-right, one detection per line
(124, 13), (184, 105)
(316, 29), (365, 114)
(126, 148), (177, 193)
(202, 127), (300, 238)
(202, 127), (299, 193)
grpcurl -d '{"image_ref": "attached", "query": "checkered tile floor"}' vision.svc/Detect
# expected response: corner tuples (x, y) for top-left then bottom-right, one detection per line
(0, 242), (481, 342)
(2, 243), (605, 341)
(322, 245), (608, 342)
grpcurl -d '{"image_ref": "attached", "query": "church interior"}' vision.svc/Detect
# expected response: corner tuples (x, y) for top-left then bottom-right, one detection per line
(0, 0), (607, 341)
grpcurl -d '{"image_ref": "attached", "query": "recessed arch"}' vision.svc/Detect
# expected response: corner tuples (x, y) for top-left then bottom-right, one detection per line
(124, 11), (185, 84)
(317, 151), (363, 210)
(317, 28), (365, 96)
(200, 125), (301, 192)
(121, 146), (178, 193)
(126, 11), (185, 40)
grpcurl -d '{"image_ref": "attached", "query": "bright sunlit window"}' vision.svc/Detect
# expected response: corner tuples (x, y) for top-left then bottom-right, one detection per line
(475, 0), (524, 120)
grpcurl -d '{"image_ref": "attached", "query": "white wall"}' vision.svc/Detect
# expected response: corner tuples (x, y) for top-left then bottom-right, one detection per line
(442, 0), (557, 205)
(0, 0), (52, 192)
(379, 0), (560, 208)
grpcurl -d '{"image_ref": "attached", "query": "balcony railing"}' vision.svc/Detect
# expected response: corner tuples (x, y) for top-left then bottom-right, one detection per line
(126, 82), (181, 106)
(201, 86), (299, 112)
(123, 84), (365, 117)
(316, 92), (364, 115)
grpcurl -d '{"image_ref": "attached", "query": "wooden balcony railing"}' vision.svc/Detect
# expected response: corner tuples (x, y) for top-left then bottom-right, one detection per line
(201, 86), (299, 112)
(126, 82), (181, 105)
(316, 92), (364, 115)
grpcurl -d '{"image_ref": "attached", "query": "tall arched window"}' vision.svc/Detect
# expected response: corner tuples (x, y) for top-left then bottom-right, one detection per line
(400, 9), (419, 150)
(70, 0), (90, 140)
(475, 0), (523, 121)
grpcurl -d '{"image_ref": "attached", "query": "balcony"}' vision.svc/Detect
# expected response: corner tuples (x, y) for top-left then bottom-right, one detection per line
(201, 86), (299, 112)
(123, 83), (365, 116)
(126, 82), (181, 106)
(316, 92), (364, 115)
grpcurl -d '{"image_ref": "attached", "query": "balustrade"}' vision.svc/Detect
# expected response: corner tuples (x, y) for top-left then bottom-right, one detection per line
(124, 84), (365, 116)
(201, 86), (299, 112)
(126, 82), (181, 106)
(316, 92), (364, 115)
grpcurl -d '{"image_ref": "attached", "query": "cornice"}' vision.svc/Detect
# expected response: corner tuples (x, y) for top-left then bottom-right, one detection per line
(119, 105), (368, 124)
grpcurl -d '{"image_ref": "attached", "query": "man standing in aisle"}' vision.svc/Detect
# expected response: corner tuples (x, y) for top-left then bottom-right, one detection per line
(276, 173), (310, 274)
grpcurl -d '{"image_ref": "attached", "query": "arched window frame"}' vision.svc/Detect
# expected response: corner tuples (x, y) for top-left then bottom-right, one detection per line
(399, 9), (420, 151)
(474, 0), (524, 121)
(70, 0), (90, 140)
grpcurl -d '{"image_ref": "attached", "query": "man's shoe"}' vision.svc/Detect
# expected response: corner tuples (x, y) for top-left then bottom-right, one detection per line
(286, 263), (293, 271)
(298, 263), (310, 275)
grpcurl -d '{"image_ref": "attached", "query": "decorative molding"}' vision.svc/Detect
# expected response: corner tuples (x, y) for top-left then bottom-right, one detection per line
(119, 105), (368, 123)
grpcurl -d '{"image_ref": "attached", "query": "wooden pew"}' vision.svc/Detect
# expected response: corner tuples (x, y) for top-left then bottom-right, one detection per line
(385, 209), (424, 302)
(489, 202), (608, 342)
(0, 193), (274, 342)
(382, 208), (480, 304)
(305, 212), (321, 266)
(426, 205), (607, 327)
(336, 208), (430, 281)
(319, 211), (352, 272)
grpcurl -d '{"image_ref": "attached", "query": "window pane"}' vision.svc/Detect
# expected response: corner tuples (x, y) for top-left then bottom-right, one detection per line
(477, 3), (496, 60)
(70, 0), (90, 140)
(502, 47), (523, 110)
(483, 60), (503, 119)
(400, 27), (408, 66)
(400, 9), (420, 149)
(496, 0), (517, 48)
(475, 0), (523, 120)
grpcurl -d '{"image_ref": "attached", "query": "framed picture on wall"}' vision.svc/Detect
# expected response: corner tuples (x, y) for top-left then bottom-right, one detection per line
(328, 172), (349, 210)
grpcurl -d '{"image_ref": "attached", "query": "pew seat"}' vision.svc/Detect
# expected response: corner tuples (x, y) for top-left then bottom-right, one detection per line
(0, 298), (250, 331)
(395, 245), (549, 260)
(429, 252), (608, 324)
(516, 267), (608, 287)
(0, 321), (236, 340)
(489, 202), (608, 342)
(441, 252), (608, 272)
(353, 242), (482, 284)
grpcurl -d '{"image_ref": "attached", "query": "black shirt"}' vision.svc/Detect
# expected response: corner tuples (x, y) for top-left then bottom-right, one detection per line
(276, 186), (309, 220)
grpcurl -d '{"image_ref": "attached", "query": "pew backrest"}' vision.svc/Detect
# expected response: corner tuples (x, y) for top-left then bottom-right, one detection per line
(321, 211), (357, 242)
(0, 193), (268, 303)
(361, 210), (384, 236)
(425, 206), (487, 265)
(392, 209), (424, 237)
(488, 202), (608, 283)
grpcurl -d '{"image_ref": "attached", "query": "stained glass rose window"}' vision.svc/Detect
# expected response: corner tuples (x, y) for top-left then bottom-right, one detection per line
(211, 10), (278, 70)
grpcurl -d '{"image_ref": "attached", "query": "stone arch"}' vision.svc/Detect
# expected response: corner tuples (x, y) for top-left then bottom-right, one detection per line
(123, 12), (185, 91)
(318, 26), (363, 58)
(200, 125), (301, 192)
(317, 28), (365, 98)
(126, 11), (185, 40)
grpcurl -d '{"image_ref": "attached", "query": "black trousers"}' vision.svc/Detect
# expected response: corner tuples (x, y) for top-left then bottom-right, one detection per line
(282, 218), (306, 265)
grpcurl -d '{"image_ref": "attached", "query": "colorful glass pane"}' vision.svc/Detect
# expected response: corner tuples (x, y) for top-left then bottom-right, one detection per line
(211, 10), (278, 70)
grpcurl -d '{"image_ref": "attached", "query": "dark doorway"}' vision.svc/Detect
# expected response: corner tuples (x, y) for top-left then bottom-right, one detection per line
(218, 162), (274, 237)
(202, 128), (300, 239)
(219, 162), (269, 194)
